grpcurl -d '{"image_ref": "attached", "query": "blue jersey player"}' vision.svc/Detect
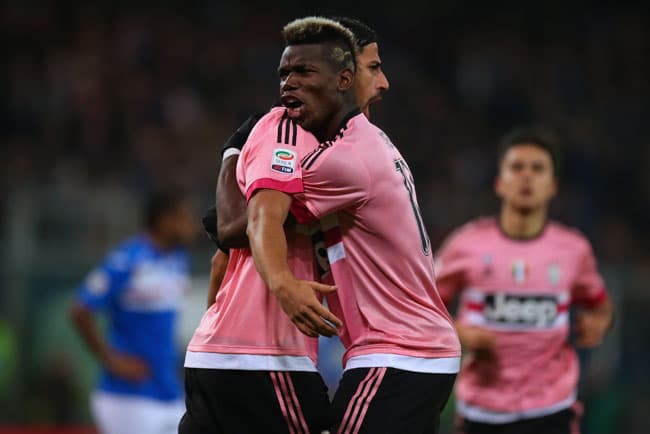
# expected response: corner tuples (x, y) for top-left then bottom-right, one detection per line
(70, 190), (198, 434)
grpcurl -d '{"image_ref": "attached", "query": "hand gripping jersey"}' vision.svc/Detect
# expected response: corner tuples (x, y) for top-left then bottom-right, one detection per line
(291, 110), (461, 374)
(185, 107), (322, 371)
(76, 235), (190, 401)
(435, 217), (609, 423)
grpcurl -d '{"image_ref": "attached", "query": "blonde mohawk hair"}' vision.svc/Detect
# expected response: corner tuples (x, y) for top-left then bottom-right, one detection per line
(282, 16), (357, 71)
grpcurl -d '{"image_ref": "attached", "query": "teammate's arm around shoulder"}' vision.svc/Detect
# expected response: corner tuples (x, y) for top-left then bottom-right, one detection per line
(216, 154), (248, 248)
(247, 189), (341, 338)
(215, 113), (264, 248)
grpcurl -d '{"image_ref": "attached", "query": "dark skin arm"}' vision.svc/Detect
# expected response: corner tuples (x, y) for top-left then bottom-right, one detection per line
(69, 303), (150, 381)
(216, 155), (249, 249)
(207, 249), (229, 308)
(247, 189), (341, 337)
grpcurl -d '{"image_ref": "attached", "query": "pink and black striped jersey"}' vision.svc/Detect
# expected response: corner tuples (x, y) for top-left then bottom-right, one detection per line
(185, 107), (321, 371)
(291, 111), (461, 374)
(435, 216), (608, 423)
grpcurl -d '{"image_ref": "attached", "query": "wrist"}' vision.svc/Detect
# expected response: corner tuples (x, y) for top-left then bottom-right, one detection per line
(268, 270), (296, 295)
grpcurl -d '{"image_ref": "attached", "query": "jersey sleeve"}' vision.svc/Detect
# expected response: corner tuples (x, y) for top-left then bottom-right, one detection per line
(76, 249), (132, 311)
(571, 241), (608, 308)
(434, 231), (469, 306)
(290, 146), (370, 223)
(237, 111), (314, 202)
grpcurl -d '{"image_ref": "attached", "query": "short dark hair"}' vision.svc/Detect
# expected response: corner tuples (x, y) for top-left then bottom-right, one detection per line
(332, 17), (378, 51)
(144, 189), (187, 230)
(497, 126), (561, 176)
(282, 17), (357, 71)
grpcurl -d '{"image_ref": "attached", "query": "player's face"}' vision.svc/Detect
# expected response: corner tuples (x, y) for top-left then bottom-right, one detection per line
(354, 43), (389, 118)
(495, 144), (557, 212)
(165, 201), (200, 246)
(278, 44), (353, 137)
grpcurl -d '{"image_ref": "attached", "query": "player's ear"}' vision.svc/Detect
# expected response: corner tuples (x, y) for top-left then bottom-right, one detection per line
(338, 68), (354, 92)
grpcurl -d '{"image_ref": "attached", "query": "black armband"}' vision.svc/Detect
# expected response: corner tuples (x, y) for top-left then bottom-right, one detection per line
(220, 112), (266, 154)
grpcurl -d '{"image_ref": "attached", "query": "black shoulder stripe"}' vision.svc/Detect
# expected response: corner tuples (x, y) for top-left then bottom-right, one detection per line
(303, 149), (325, 170)
(301, 148), (319, 166)
(284, 116), (291, 144)
(277, 111), (288, 143)
(303, 142), (333, 170)
(291, 120), (297, 146)
(301, 142), (328, 168)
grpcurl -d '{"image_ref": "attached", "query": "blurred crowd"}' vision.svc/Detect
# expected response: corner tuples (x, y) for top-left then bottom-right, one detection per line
(2, 2), (649, 264)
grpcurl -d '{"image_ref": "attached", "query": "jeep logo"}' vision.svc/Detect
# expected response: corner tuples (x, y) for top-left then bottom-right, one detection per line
(483, 294), (558, 327)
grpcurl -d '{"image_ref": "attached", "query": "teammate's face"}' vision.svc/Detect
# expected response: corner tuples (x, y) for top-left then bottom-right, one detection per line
(162, 200), (199, 246)
(278, 44), (354, 139)
(495, 144), (557, 212)
(354, 43), (389, 118)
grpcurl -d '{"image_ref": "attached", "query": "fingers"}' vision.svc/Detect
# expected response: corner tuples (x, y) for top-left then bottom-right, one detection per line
(311, 302), (343, 328)
(300, 307), (339, 337)
(294, 314), (335, 337)
(294, 318), (318, 338)
(311, 282), (338, 294)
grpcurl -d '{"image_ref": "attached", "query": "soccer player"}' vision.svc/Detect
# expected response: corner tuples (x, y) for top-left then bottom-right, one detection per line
(434, 127), (614, 434)
(247, 17), (461, 434)
(201, 16), (389, 302)
(181, 18), (390, 434)
(212, 17), (389, 252)
(69, 190), (198, 434)
(180, 108), (333, 434)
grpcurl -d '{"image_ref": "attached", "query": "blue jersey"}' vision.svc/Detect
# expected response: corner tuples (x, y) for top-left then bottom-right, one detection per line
(77, 234), (190, 401)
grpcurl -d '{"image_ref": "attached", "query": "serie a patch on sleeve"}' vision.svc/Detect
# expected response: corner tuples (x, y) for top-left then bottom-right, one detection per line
(271, 148), (297, 174)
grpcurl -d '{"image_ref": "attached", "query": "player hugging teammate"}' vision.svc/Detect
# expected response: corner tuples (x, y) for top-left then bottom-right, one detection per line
(187, 15), (612, 434)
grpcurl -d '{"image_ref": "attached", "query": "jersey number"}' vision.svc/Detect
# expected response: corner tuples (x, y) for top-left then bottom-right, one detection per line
(395, 159), (431, 255)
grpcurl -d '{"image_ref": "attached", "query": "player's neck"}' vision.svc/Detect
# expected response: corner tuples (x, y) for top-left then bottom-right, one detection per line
(499, 206), (548, 240)
(318, 100), (359, 142)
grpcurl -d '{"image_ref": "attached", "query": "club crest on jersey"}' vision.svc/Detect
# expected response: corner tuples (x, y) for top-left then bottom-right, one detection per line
(271, 148), (297, 174)
(548, 263), (561, 286)
(511, 259), (528, 284)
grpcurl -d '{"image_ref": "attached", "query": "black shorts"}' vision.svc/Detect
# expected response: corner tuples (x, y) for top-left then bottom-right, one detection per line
(459, 408), (580, 434)
(331, 367), (456, 434)
(179, 368), (330, 434)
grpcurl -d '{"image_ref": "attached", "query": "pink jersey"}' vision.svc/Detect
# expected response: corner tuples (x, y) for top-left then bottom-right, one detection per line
(435, 217), (608, 423)
(291, 111), (461, 373)
(185, 107), (321, 371)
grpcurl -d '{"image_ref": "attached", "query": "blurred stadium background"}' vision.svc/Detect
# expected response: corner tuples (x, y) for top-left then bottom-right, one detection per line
(1, 1), (648, 433)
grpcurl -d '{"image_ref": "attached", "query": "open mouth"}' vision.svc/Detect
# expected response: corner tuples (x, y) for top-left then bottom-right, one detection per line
(281, 96), (304, 119)
(520, 187), (533, 197)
